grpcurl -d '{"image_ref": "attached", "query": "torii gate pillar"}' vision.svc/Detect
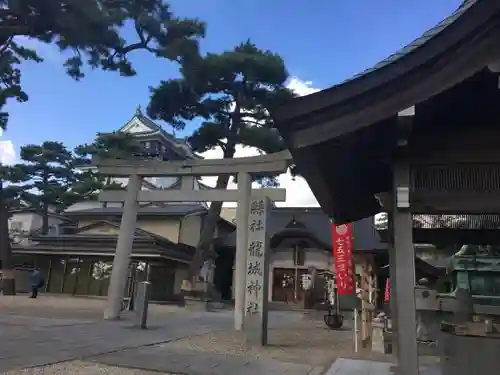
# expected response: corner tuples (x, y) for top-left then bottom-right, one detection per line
(95, 151), (292, 324)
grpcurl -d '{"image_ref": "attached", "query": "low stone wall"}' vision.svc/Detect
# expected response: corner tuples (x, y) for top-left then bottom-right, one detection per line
(440, 330), (500, 375)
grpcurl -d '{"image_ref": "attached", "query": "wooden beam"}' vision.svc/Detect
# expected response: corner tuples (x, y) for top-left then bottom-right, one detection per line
(92, 150), (293, 177)
(99, 188), (287, 203)
(411, 192), (500, 214)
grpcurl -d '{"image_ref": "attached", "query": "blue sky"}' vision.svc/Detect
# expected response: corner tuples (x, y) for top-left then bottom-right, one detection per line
(1, 0), (462, 163)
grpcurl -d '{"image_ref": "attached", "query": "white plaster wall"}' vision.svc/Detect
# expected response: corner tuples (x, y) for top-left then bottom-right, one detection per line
(174, 267), (188, 293)
(8, 212), (35, 232)
(9, 212), (65, 234)
(30, 214), (65, 234)
(178, 215), (202, 247)
(65, 201), (122, 212)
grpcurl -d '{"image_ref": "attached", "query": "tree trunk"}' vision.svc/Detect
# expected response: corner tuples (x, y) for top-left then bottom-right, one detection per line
(188, 172), (231, 280)
(103, 176), (111, 208)
(0, 183), (15, 294)
(182, 145), (236, 296)
(42, 203), (49, 234)
(182, 99), (242, 296)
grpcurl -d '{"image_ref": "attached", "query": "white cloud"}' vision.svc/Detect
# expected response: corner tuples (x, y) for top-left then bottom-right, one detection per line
(199, 77), (321, 208)
(287, 77), (321, 96)
(0, 128), (16, 166)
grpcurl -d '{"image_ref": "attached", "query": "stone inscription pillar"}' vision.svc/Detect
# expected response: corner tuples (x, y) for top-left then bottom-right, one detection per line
(244, 196), (270, 346)
(235, 172), (252, 330)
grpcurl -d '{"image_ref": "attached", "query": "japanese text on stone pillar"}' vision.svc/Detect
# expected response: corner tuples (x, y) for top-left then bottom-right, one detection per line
(245, 199), (267, 316)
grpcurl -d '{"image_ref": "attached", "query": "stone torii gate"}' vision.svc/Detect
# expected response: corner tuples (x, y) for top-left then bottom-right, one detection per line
(94, 150), (293, 330)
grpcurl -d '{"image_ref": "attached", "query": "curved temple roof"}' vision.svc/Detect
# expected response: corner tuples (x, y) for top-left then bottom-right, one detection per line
(273, 0), (500, 224)
(274, 0), (494, 132)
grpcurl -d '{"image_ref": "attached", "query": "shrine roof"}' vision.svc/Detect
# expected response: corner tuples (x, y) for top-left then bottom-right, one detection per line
(15, 221), (196, 263)
(273, 0), (491, 130)
(64, 204), (207, 217)
(342, 1), (476, 84)
(272, 0), (500, 224)
(213, 207), (387, 251)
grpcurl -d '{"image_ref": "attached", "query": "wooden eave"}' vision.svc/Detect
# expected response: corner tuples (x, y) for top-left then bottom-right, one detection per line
(272, 0), (500, 224)
(24, 232), (195, 263)
(378, 228), (500, 245)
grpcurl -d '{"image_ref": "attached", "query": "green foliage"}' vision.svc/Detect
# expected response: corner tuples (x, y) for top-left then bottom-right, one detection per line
(74, 131), (144, 164)
(0, 163), (29, 209)
(72, 132), (142, 201)
(147, 40), (296, 279)
(19, 141), (75, 231)
(149, 40), (295, 156)
(0, 0), (206, 129)
(70, 170), (124, 202)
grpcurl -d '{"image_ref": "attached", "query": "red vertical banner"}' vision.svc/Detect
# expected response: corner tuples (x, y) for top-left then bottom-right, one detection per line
(331, 222), (355, 295)
(384, 278), (391, 303)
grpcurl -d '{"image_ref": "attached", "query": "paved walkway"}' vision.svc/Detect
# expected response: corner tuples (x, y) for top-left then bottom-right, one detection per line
(0, 310), (229, 372)
(1, 295), (443, 375)
(93, 345), (324, 375)
(324, 358), (442, 375)
(0, 303), (324, 375)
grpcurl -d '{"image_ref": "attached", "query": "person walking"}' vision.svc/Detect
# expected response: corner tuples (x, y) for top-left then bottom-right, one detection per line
(30, 268), (43, 298)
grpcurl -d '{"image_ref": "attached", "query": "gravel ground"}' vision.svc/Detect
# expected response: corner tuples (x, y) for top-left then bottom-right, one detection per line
(1, 361), (175, 375)
(163, 319), (390, 367)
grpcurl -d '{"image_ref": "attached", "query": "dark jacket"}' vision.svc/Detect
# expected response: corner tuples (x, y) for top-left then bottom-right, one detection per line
(30, 270), (42, 287)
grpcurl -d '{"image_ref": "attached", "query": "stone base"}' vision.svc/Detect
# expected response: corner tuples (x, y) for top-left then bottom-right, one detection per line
(0, 270), (16, 295)
(184, 297), (212, 312)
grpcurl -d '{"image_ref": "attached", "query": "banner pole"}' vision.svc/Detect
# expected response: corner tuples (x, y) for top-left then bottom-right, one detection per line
(353, 308), (359, 353)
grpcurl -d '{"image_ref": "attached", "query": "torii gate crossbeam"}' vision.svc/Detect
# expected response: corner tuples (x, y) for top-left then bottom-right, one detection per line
(95, 151), (293, 331)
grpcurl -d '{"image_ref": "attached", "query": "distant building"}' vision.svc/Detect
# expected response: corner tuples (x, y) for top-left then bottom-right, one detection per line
(81, 106), (205, 195)
(214, 207), (388, 305)
(10, 107), (235, 300)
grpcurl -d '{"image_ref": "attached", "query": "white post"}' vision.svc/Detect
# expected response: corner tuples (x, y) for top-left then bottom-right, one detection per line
(244, 196), (271, 346)
(104, 174), (142, 320)
(235, 172), (251, 330)
(353, 308), (359, 353)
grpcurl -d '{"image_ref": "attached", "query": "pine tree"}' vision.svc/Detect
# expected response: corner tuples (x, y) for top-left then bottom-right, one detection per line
(0, 0), (206, 129)
(147, 40), (295, 286)
(0, 164), (28, 294)
(20, 141), (75, 234)
(73, 132), (144, 203)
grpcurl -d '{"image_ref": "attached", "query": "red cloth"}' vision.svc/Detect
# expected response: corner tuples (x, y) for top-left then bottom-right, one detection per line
(384, 278), (391, 303)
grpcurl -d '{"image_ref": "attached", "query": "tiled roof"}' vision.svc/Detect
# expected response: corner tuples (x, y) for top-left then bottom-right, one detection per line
(64, 204), (207, 217)
(340, 0), (478, 85)
(214, 208), (386, 251)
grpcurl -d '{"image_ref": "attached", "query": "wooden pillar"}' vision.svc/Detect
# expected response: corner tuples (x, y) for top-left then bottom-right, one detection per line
(60, 257), (68, 293)
(360, 256), (375, 349)
(86, 260), (93, 295)
(45, 258), (53, 293)
(387, 212), (398, 356)
(392, 160), (419, 375)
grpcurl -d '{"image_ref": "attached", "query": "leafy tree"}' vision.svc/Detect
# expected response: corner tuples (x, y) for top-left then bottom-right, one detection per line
(73, 132), (143, 204)
(75, 131), (145, 164)
(0, 164), (28, 294)
(19, 141), (75, 234)
(147, 40), (295, 286)
(0, 0), (206, 129)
